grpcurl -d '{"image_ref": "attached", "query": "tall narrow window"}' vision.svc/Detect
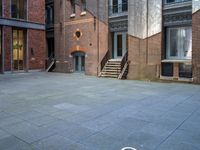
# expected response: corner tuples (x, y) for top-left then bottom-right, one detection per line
(0, 0), (2, 17)
(11, 0), (27, 19)
(71, 0), (75, 14)
(81, 0), (86, 12)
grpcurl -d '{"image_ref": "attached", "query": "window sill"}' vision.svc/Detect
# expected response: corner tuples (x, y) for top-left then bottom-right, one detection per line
(70, 13), (76, 18)
(161, 59), (191, 63)
(80, 11), (87, 16)
(160, 76), (193, 82)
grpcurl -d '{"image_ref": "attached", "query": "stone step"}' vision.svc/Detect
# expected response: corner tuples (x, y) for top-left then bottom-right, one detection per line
(102, 69), (121, 72)
(101, 72), (120, 75)
(100, 74), (118, 78)
(106, 64), (121, 67)
(107, 61), (121, 64)
(104, 66), (120, 69)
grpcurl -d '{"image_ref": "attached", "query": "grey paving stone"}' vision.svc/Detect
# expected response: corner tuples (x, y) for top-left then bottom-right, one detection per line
(0, 111), (13, 120)
(58, 124), (96, 142)
(12, 126), (57, 144)
(0, 136), (33, 150)
(156, 129), (200, 150)
(117, 117), (150, 132)
(121, 131), (166, 150)
(80, 132), (122, 150)
(100, 124), (133, 140)
(0, 129), (10, 140)
(1, 122), (38, 134)
(27, 115), (60, 127)
(0, 116), (24, 128)
(32, 134), (86, 150)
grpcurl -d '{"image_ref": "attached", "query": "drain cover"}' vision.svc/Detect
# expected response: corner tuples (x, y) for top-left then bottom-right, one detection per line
(121, 147), (137, 150)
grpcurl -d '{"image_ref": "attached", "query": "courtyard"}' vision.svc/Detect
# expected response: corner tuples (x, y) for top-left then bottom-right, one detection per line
(0, 72), (200, 150)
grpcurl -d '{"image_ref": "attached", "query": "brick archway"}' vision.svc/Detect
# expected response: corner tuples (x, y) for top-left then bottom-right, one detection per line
(69, 45), (87, 54)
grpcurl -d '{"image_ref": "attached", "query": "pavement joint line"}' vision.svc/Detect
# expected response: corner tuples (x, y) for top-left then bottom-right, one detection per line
(154, 107), (199, 150)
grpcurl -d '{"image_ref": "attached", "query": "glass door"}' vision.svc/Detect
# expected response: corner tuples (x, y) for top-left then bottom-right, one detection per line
(114, 32), (127, 59)
(13, 29), (25, 71)
(74, 52), (85, 72)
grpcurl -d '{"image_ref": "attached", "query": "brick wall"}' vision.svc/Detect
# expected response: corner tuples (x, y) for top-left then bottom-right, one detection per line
(28, 0), (45, 24)
(3, 27), (12, 71)
(128, 33), (162, 80)
(28, 29), (45, 70)
(3, 0), (11, 18)
(1, 0), (45, 72)
(192, 10), (200, 83)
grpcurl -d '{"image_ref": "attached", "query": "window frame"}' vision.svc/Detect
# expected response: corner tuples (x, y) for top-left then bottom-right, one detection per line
(11, 0), (27, 20)
(81, 0), (86, 12)
(166, 26), (192, 60)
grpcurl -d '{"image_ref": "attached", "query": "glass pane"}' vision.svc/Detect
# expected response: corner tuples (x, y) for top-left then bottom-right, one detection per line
(13, 30), (18, 70)
(0, 0), (2, 16)
(183, 28), (192, 58)
(169, 29), (178, 57)
(117, 34), (122, 57)
(162, 63), (173, 77)
(75, 56), (79, 71)
(12, 0), (18, 18)
(113, 0), (118, 13)
(13, 30), (24, 71)
(81, 56), (85, 71)
(179, 63), (192, 78)
(18, 31), (23, 70)
(12, 0), (26, 19)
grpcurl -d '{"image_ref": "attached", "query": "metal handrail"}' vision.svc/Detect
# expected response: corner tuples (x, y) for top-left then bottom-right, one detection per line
(100, 50), (111, 71)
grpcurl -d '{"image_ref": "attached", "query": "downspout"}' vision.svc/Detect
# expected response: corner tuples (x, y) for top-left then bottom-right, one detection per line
(146, 0), (149, 65)
(97, 0), (100, 75)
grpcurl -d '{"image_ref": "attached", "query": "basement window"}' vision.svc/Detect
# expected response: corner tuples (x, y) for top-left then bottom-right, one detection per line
(179, 63), (192, 78)
(162, 62), (173, 77)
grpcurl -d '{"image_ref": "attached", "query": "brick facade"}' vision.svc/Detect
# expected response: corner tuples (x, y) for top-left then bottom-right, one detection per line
(28, 30), (46, 70)
(128, 33), (162, 80)
(0, 0), (45, 73)
(54, 0), (108, 75)
(192, 10), (200, 84)
(28, 0), (45, 24)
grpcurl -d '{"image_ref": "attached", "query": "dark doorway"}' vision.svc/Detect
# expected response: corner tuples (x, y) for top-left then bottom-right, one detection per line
(47, 38), (54, 58)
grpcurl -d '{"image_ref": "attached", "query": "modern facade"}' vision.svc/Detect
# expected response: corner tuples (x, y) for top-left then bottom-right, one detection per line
(46, 0), (200, 84)
(0, 0), (45, 73)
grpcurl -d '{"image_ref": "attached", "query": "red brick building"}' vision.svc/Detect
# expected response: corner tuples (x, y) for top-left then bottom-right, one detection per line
(46, 0), (200, 84)
(0, 0), (45, 73)
(46, 0), (108, 75)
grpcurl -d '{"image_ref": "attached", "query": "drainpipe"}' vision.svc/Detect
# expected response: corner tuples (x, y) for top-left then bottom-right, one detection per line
(146, 0), (149, 65)
(97, 0), (100, 75)
(2, 27), (4, 74)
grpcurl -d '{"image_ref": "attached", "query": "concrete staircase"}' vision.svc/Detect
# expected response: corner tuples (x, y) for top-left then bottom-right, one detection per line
(100, 59), (121, 78)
